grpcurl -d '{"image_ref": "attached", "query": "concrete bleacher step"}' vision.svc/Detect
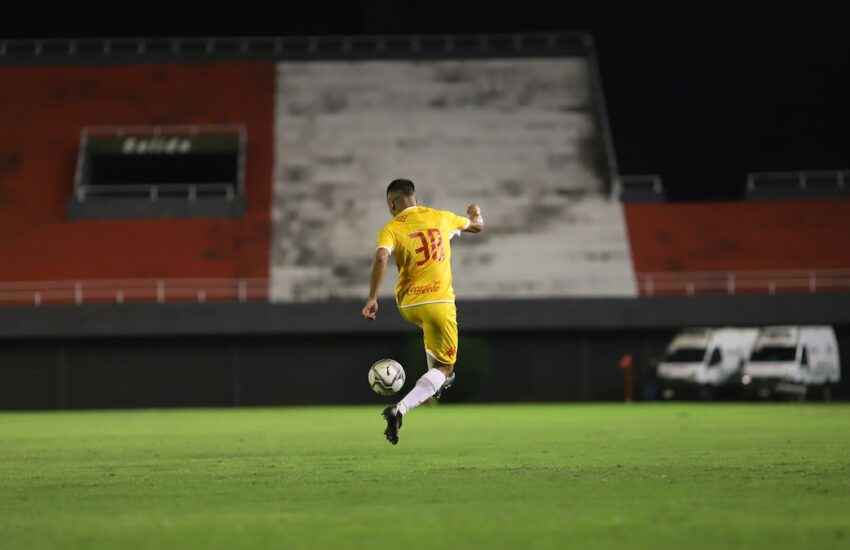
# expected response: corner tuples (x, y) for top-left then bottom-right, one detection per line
(270, 59), (636, 301)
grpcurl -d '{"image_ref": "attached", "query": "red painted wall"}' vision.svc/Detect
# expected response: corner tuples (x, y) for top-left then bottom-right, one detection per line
(624, 199), (850, 273)
(0, 62), (274, 281)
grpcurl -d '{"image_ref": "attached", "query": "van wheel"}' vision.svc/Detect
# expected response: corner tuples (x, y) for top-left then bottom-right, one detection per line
(698, 386), (714, 401)
(820, 384), (833, 402)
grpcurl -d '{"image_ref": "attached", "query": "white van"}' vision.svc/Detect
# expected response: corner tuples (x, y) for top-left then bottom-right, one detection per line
(658, 327), (760, 399)
(742, 326), (841, 399)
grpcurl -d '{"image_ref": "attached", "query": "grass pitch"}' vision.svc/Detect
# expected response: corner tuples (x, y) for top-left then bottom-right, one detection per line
(1, 404), (848, 549)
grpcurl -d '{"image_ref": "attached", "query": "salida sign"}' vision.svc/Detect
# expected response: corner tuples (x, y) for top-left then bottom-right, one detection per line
(121, 136), (193, 154)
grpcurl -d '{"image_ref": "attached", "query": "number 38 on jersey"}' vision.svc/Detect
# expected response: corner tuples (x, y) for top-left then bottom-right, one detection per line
(409, 228), (445, 266)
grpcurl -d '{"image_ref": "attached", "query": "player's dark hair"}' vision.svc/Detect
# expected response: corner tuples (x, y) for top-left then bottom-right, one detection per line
(387, 179), (415, 197)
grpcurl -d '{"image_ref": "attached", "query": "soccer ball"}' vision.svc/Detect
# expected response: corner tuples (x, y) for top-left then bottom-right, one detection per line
(368, 359), (406, 396)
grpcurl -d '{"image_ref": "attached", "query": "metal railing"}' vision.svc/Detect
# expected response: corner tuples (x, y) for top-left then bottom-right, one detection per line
(0, 33), (592, 62)
(746, 170), (850, 195)
(0, 279), (268, 306)
(75, 183), (236, 202)
(3, 270), (846, 306)
(636, 269), (850, 297)
(613, 174), (664, 201)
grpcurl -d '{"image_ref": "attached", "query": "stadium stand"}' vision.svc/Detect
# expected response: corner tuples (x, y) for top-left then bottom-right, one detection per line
(0, 61), (273, 300)
(624, 198), (850, 296)
(0, 33), (636, 306)
(271, 57), (635, 300)
(1, 35), (849, 306)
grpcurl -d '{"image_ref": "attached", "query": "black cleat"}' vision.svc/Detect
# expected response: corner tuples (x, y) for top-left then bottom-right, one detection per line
(382, 406), (402, 445)
(434, 372), (456, 400)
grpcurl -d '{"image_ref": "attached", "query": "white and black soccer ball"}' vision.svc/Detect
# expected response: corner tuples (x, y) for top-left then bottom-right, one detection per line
(368, 359), (406, 396)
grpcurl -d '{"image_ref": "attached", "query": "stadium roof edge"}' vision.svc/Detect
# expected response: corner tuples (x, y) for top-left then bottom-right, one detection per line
(0, 32), (594, 64)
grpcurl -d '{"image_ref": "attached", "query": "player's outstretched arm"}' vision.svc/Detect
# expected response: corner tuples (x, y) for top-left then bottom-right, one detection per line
(362, 247), (390, 320)
(464, 204), (484, 233)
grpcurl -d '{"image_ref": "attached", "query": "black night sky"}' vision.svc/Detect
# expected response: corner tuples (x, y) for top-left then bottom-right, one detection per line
(7, 5), (850, 201)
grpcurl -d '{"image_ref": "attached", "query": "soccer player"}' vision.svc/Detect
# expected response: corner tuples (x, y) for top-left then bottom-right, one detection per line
(361, 178), (484, 445)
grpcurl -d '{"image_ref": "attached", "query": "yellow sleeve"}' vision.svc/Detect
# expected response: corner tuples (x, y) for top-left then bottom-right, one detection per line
(444, 210), (471, 234)
(376, 225), (396, 253)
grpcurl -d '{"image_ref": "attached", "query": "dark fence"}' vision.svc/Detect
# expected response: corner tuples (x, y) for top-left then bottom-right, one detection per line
(1, 325), (848, 410)
(0, 330), (677, 409)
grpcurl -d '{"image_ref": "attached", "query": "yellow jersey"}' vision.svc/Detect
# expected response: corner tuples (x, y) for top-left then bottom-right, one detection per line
(376, 205), (470, 308)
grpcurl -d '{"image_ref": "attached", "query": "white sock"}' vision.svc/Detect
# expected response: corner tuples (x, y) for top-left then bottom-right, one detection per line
(395, 369), (447, 416)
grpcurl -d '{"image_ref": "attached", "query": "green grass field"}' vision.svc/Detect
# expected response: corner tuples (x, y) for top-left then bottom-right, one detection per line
(1, 404), (848, 549)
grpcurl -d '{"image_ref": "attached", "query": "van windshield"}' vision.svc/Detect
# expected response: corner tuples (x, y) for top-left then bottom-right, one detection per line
(749, 346), (796, 362)
(664, 348), (706, 363)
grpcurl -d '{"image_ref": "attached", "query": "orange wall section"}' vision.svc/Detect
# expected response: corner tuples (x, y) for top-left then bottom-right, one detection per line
(624, 199), (850, 274)
(0, 61), (274, 281)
